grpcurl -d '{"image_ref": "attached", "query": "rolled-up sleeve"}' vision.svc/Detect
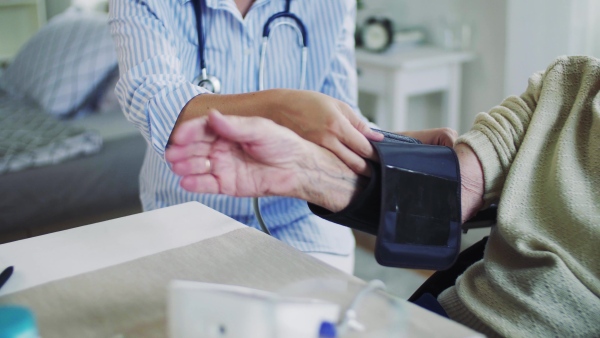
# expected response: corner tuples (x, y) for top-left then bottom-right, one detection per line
(109, 0), (207, 158)
(456, 66), (545, 206)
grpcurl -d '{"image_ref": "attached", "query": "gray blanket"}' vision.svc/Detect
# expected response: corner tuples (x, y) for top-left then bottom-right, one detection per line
(0, 91), (102, 174)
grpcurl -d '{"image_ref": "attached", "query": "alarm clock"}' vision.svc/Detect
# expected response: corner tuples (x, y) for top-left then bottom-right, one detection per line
(361, 17), (394, 52)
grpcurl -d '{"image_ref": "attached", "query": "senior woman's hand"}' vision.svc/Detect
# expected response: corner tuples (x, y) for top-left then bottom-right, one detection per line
(166, 111), (366, 212)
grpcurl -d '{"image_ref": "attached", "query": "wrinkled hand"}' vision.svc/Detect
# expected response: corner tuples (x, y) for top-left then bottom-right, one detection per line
(166, 111), (309, 198)
(397, 128), (458, 147)
(166, 111), (365, 212)
(273, 90), (383, 175)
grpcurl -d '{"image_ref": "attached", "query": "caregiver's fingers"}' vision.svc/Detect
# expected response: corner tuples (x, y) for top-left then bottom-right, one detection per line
(180, 175), (220, 194)
(328, 140), (371, 177)
(338, 102), (384, 143)
(165, 142), (213, 162)
(169, 115), (217, 146)
(171, 157), (213, 176)
(335, 103), (382, 161)
(335, 120), (378, 161)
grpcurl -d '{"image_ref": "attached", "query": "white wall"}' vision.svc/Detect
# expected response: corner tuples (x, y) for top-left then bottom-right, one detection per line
(45, 0), (107, 19)
(0, 0), (46, 61)
(503, 0), (594, 97)
(585, 0), (600, 57)
(45, 0), (71, 19)
(357, 0), (461, 47)
(359, 0), (598, 133)
(72, 0), (107, 11)
(455, 0), (508, 132)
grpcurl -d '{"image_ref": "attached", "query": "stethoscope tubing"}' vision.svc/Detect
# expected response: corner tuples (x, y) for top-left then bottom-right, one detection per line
(258, 22), (308, 92)
(192, 0), (308, 235)
(194, 0), (308, 91)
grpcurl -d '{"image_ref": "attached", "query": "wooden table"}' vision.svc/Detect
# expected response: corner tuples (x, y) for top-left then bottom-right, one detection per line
(0, 202), (483, 337)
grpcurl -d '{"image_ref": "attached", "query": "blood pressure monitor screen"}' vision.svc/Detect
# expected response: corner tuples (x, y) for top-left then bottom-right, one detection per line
(382, 166), (460, 247)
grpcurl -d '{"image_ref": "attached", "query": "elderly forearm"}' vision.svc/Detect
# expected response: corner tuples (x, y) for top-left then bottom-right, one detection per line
(295, 144), (369, 212)
(454, 143), (485, 223)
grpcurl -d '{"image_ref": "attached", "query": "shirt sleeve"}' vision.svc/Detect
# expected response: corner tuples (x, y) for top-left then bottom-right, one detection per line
(109, 0), (209, 159)
(319, 0), (371, 124)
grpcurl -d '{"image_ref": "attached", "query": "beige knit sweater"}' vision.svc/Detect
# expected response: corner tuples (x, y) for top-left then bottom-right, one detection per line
(438, 56), (600, 337)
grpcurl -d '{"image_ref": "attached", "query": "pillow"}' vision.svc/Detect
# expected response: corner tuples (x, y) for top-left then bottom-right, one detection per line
(73, 67), (121, 118)
(0, 8), (117, 118)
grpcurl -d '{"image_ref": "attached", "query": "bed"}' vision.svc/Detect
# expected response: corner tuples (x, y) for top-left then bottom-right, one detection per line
(0, 8), (147, 243)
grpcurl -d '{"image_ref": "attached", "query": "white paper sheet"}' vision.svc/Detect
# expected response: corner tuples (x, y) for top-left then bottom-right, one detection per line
(0, 202), (245, 296)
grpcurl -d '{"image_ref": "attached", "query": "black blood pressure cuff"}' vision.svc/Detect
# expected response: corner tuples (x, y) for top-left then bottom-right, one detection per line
(308, 130), (462, 270)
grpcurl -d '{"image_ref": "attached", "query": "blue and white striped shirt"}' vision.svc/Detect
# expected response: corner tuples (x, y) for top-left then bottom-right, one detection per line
(109, 0), (363, 254)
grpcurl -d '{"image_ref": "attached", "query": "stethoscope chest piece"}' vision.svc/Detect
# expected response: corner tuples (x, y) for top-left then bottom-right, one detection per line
(194, 69), (221, 94)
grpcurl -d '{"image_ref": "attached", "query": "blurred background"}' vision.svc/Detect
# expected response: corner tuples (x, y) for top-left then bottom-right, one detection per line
(354, 0), (600, 133)
(0, 0), (598, 298)
(2, 0), (598, 132)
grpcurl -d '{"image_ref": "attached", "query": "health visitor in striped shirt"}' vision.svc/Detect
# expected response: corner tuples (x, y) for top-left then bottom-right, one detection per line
(108, 0), (448, 273)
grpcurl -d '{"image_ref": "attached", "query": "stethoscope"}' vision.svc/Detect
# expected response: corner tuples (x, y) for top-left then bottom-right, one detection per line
(191, 0), (308, 93)
(191, 0), (309, 234)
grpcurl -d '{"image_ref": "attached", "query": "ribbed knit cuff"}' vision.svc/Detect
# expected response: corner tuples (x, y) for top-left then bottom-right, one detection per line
(438, 287), (501, 338)
(455, 129), (504, 208)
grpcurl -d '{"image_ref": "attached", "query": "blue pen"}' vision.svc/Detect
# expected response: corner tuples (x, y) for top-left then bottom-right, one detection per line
(0, 266), (13, 291)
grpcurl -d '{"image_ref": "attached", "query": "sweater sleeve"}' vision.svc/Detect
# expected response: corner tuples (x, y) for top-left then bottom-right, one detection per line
(439, 56), (600, 337)
(455, 68), (545, 206)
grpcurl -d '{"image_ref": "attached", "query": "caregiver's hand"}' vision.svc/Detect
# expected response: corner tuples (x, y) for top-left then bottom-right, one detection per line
(175, 89), (383, 177)
(166, 111), (365, 212)
(270, 90), (383, 175)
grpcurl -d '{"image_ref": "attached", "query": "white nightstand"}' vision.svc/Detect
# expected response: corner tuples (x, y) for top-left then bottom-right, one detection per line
(356, 46), (474, 131)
